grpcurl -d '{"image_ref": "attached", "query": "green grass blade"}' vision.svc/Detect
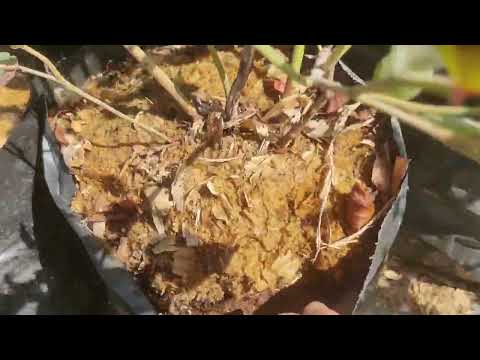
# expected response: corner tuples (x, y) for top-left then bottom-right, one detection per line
(208, 45), (231, 97)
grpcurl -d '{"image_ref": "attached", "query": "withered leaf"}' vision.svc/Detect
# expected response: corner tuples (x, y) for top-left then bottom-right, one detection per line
(61, 142), (85, 168)
(54, 124), (69, 145)
(304, 119), (330, 140)
(345, 181), (376, 234)
(145, 186), (173, 237)
(391, 156), (409, 195)
(264, 78), (286, 96)
(94, 194), (111, 213)
(116, 237), (130, 264)
(325, 92), (349, 114)
(145, 186), (173, 215)
(270, 252), (302, 288)
(372, 142), (392, 194)
(92, 221), (106, 239)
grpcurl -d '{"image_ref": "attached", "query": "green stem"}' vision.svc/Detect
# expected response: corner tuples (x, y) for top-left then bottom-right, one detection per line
(350, 74), (453, 98)
(358, 93), (452, 142)
(284, 45), (305, 97)
(254, 45), (307, 86)
(291, 45), (305, 74)
(365, 93), (480, 116)
(208, 45), (231, 98)
(323, 45), (352, 79)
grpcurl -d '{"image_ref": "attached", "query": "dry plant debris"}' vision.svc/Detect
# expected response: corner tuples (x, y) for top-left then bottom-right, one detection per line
(0, 74), (31, 148)
(48, 46), (405, 314)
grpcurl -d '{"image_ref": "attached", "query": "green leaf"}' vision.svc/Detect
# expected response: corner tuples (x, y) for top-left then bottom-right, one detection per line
(424, 114), (480, 164)
(373, 45), (443, 100)
(359, 93), (480, 164)
(208, 45), (230, 97)
(254, 45), (307, 86)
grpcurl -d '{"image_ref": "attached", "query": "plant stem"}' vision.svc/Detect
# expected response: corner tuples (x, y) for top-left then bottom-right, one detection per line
(291, 45), (305, 74)
(309, 73), (454, 100)
(208, 45), (230, 98)
(350, 74), (454, 98)
(284, 45), (305, 97)
(0, 63), (173, 143)
(123, 45), (201, 122)
(225, 46), (255, 122)
(10, 45), (68, 83)
(358, 93), (452, 141)
(322, 45), (352, 79)
(364, 93), (480, 116)
(254, 45), (307, 86)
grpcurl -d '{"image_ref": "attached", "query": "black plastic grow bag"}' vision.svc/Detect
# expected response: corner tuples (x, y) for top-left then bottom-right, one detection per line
(37, 46), (408, 315)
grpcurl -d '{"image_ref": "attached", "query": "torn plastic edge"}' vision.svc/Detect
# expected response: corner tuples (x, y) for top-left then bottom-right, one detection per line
(40, 98), (156, 315)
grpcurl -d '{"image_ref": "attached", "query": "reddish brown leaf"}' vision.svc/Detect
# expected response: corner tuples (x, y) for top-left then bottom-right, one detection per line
(372, 142), (392, 194)
(325, 91), (349, 114)
(54, 124), (69, 145)
(345, 181), (376, 234)
(391, 156), (409, 195)
(264, 78), (286, 96)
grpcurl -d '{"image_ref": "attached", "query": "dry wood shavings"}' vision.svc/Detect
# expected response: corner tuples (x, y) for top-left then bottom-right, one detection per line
(53, 45), (396, 315)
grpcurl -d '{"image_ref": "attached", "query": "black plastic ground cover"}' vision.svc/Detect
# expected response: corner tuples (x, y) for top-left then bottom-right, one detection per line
(37, 46), (408, 314)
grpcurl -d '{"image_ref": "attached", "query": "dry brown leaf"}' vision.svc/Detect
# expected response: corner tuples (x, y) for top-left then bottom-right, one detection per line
(54, 124), (69, 145)
(116, 237), (130, 263)
(254, 120), (269, 138)
(94, 194), (111, 213)
(92, 221), (106, 239)
(61, 142), (85, 168)
(345, 181), (376, 234)
(264, 78), (286, 96)
(270, 252), (302, 287)
(325, 92), (349, 114)
(372, 142), (392, 194)
(391, 156), (409, 195)
(145, 186), (173, 215)
(212, 203), (229, 224)
(71, 119), (85, 133)
(283, 107), (302, 124)
(145, 186), (173, 237)
(206, 181), (219, 196)
(304, 119), (330, 139)
(0, 75), (31, 149)
(261, 95), (305, 123)
(172, 168), (187, 212)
